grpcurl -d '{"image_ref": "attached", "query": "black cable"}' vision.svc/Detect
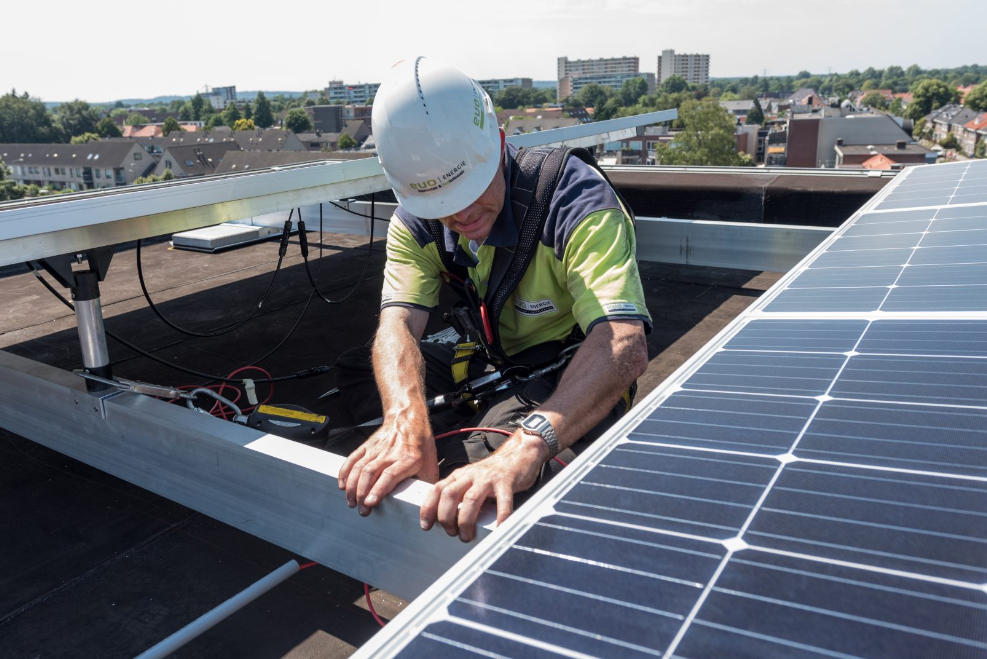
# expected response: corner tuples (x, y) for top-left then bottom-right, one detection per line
(135, 212), (295, 338)
(302, 196), (376, 305)
(328, 199), (387, 221)
(26, 261), (330, 385)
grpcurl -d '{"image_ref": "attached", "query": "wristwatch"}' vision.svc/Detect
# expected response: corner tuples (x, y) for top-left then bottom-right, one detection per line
(520, 413), (560, 459)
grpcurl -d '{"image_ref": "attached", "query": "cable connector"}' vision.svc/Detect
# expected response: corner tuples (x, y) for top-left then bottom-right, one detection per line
(293, 365), (333, 379)
(279, 220), (292, 258)
(298, 221), (308, 258)
(243, 379), (258, 406)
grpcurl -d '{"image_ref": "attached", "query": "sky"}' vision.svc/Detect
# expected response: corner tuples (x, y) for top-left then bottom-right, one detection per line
(4, 0), (982, 103)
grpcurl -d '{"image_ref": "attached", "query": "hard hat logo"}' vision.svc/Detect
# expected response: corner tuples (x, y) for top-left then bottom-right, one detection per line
(409, 160), (468, 194)
(472, 85), (485, 130)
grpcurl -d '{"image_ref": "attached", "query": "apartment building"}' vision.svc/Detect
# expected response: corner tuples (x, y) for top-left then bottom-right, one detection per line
(0, 141), (154, 190)
(656, 49), (710, 86)
(557, 56), (639, 80)
(326, 81), (381, 105)
(558, 72), (655, 102)
(478, 78), (533, 96)
(205, 86), (237, 109)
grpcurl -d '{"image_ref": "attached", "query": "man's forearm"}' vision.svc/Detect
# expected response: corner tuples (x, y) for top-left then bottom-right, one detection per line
(372, 314), (429, 423)
(536, 320), (648, 451)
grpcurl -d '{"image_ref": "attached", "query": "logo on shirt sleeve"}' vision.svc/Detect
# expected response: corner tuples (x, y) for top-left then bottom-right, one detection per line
(514, 297), (560, 316)
(604, 302), (638, 313)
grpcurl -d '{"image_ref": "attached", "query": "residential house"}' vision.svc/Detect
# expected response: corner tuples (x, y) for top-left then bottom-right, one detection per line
(153, 142), (241, 178)
(785, 88), (825, 108)
(230, 129), (305, 152)
(721, 100), (755, 122)
(342, 120), (371, 146)
(306, 105), (344, 133)
(0, 141), (154, 190)
(296, 131), (341, 151)
(786, 114), (914, 168)
(341, 105), (372, 122)
(961, 113), (987, 156)
(214, 151), (371, 175)
(834, 139), (934, 169)
(928, 104), (977, 142)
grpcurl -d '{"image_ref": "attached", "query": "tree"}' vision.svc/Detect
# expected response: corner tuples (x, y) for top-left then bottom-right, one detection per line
(965, 81), (987, 111)
(205, 114), (225, 130)
(619, 77), (649, 107)
(70, 132), (100, 144)
(243, 102), (252, 120)
(283, 107), (312, 132)
(162, 117), (183, 136)
(124, 112), (147, 126)
(747, 97), (765, 125)
(0, 90), (61, 143)
(888, 97), (905, 116)
(232, 118), (255, 131)
(940, 133), (960, 150)
(860, 91), (889, 109)
(654, 98), (751, 166)
(110, 107), (129, 118)
(906, 79), (957, 119)
(0, 159), (27, 201)
(178, 103), (192, 121)
(253, 91), (274, 128)
(975, 139), (986, 159)
(222, 103), (241, 127)
(659, 75), (688, 95)
(191, 93), (205, 121)
(337, 133), (358, 149)
(162, 168), (175, 181)
(96, 116), (122, 138)
(575, 83), (611, 113)
(55, 100), (100, 140)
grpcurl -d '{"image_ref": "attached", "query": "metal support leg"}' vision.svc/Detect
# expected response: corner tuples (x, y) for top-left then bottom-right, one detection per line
(71, 271), (112, 390)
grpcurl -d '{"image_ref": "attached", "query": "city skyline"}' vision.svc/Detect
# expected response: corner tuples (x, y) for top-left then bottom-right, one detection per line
(3, 0), (981, 102)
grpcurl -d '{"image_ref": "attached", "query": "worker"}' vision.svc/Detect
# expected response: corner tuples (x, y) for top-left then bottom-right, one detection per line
(336, 57), (650, 543)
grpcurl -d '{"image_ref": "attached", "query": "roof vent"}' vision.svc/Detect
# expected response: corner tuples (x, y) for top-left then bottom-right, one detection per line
(896, 140), (906, 149)
(836, 137), (843, 146)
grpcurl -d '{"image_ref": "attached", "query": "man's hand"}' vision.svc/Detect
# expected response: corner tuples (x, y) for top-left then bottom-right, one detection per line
(420, 430), (548, 542)
(338, 413), (439, 515)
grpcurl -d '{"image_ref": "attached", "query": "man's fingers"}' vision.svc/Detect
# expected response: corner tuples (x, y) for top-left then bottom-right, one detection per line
(437, 476), (474, 536)
(494, 482), (514, 526)
(420, 474), (451, 530)
(364, 462), (416, 511)
(417, 456), (440, 484)
(356, 459), (384, 514)
(345, 455), (371, 508)
(457, 481), (493, 543)
(338, 445), (366, 489)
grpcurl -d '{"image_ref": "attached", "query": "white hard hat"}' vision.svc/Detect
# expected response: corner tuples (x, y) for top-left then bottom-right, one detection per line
(372, 57), (500, 219)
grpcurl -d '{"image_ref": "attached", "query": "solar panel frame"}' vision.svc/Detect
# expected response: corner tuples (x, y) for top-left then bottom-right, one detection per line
(353, 160), (987, 659)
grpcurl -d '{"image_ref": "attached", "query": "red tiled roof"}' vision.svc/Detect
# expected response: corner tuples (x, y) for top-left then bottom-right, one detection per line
(861, 153), (898, 170)
(964, 114), (987, 131)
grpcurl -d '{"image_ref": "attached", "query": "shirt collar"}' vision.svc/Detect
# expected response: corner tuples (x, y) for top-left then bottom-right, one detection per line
(448, 142), (519, 267)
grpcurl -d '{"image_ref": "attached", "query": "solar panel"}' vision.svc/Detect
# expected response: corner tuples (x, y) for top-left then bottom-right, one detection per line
(354, 159), (987, 659)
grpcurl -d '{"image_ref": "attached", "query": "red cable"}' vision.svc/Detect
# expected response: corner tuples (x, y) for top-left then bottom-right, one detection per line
(298, 561), (317, 570)
(433, 427), (568, 467)
(364, 583), (386, 627)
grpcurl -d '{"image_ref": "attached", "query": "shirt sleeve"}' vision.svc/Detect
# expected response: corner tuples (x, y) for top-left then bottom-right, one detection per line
(563, 208), (652, 334)
(380, 214), (443, 311)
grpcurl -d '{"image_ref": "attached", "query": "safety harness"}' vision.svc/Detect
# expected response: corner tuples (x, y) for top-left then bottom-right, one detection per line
(426, 146), (636, 405)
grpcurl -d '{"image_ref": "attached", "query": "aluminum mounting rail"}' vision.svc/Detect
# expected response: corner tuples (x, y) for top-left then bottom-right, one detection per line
(0, 110), (676, 268)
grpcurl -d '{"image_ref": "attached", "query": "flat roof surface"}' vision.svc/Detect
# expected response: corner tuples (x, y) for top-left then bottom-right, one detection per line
(0, 229), (780, 658)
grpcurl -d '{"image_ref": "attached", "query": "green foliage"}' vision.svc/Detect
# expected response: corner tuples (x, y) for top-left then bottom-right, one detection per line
(133, 174), (163, 185)
(316, 95), (330, 106)
(191, 93), (205, 121)
(575, 83), (612, 111)
(70, 132), (100, 144)
(96, 116), (122, 138)
(975, 139), (986, 159)
(162, 117), (183, 136)
(124, 112), (146, 126)
(232, 118), (255, 131)
(940, 133), (960, 150)
(659, 76), (688, 95)
(906, 79), (959, 119)
(222, 103), (241, 127)
(55, 100), (100, 139)
(179, 103), (192, 121)
(0, 159), (27, 201)
(619, 77), (650, 106)
(303, 98), (316, 107)
(0, 90), (62, 143)
(205, 114), (225, 130)
(493, 86), (555, 109)
(654, 98), (751, 167)
(888, 97), (905, 116)
(861, 91), (889, 109)
(913, 118), (931, 141)
(337, 133), (358, 149)
(283, 107), (313, 133)
(747, 97), (765, 125)
(243, 102), (252, 120)
(965, 81), (987, 111)
(110, 107), (129, 118)
(162, 168), (175, 181)
(253, 91), (275, 128)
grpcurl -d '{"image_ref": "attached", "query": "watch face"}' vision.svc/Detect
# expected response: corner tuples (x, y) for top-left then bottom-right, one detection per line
(522, 413), (550, 434)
